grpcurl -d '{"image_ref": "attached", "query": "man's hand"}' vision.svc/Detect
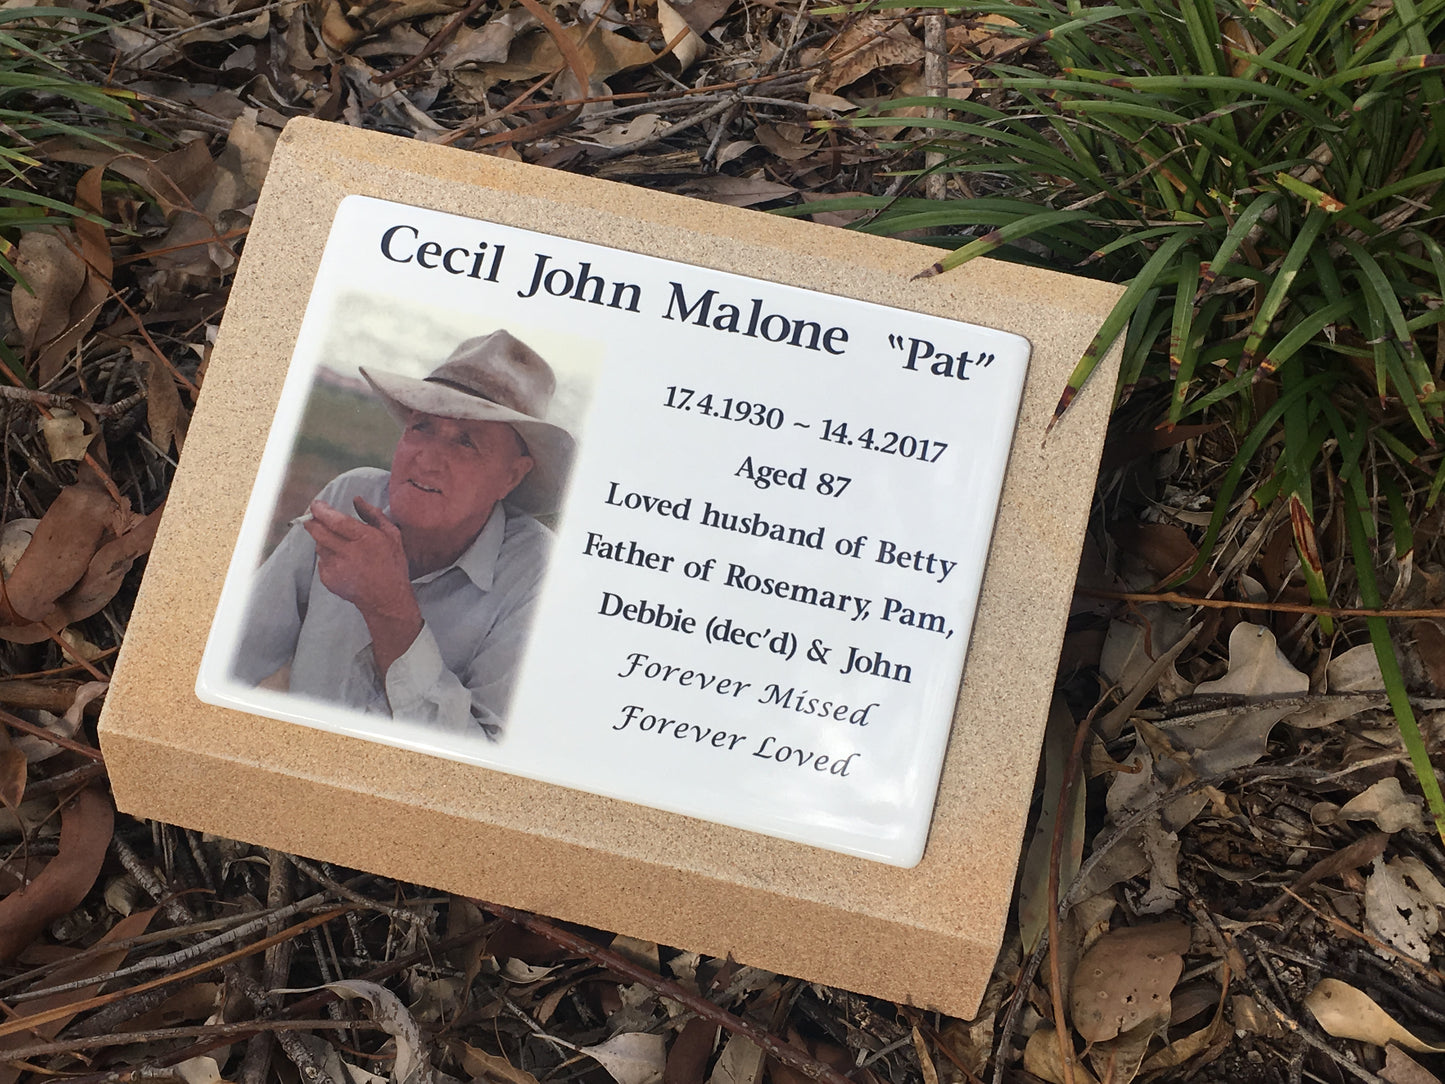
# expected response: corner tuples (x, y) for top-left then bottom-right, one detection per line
(303, 497), (423, 677)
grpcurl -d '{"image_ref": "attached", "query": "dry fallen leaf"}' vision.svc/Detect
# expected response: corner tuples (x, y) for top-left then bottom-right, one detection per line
(1195, 622), (1309, 696)
(1383, 1045), (1444, 1084)
(610, 934), (661, 971)
(1086, 1020), (1157, 1084)
(324, 980), (432, 1084)
(0, 729), (24, 811)
(658, 0), (705, 70)
(1365, 855), (1445, 962)
(815, 15), (925, 94)
(1339, 777), (1425, 834)
(1099, 605), (1195, 703)
(1141, 994), (1226, 1073)
(173, 1056), (223, 1084)
(483, 25), (656, 86)
(1022, 1028), (1098, 1084)
(1406, 619), (1445, 694)
(665, 1017), (717, 1084)
(455, 1042), (543, 1084)
(149, 111), (278, 282)
(753, 123), (821, 162)
(54, 505), (164, 627)
(1329, 643), (1387, 692)
(0, 906), (155, 1084)
(947, 13), (1021, 56)
(1070, 921), (1189, 1043)
(1305, 978), (1445, 1053)
(0, 520), (38, 577)
(444, 18), (524, 69)
(582, 1032), (666, 1084)
(669, 0), (732, 35)
(0, 472), (164, 644)
(144, 348), (186, 454)
(39, 409), (92, 463)
(1018, 695), (1086, 953)
(588, 114), (667, 147)
(0, 787), (114, 962)
(503, 958), (560, 982)
(11, 231), (87, 355)
(1230, 995), (1285, 1039)
(0, 481), (116, 627)
(1220, 16), (1259, 77)
(11, 165), (110, 384)
(683, 175), (795, 208)
(1284, 692), (1381, 729)
(708, 1033), (763, 1084)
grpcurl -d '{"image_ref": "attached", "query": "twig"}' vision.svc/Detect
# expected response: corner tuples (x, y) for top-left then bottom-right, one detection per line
(1098, 624), (1200, 739)
(0, 652), (120, 682)
(704, 101), (743, 165)
(1279, 886), (1445, 981)
(17, 761), (107, 799)
(1046, 698), (1103, 1084)
(52, 925), (496, 1084)
(111, 833), (197, 927)
(0, 1019), (374, 1061)
(770, 0), (816, 76)
(286, 854), (428, 932)
(1139, 691), (1406, 723)
(11, 891), (340, 1003)
(239, 850), (295, 1084)
(130, 0), (292, 49)
(923, 12), (947, 201)
(1248, 833), (1389, 920)
(376, 0), (486, 84)
(0, 705), (104, 761)
(438, 70), (810, 147)
(515, 71), (814, 113)
(1076, 586), (1445, 619)
(0, 895), (344, 995)
(0, 678), (105, 714)
(588, 98), (743, 161)
(1183, 884), (1389, 1084)
(918, 1023), (985, 1084)
(991, 936), (1050, 1084)
(47, 627), (109, 682)
(500, 993), (581, 1059)
(0, 909), (352, 1040)
(481, 900), (855, 1084)
(114, 228), (249, 267)
(0, 387), (144, 417)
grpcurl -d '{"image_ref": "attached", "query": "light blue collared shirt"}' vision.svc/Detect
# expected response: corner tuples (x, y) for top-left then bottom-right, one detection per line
(232, 468), (551, 740)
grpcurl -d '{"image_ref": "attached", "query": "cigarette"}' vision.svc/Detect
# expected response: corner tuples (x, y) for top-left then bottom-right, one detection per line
(290, 504), (384, 528)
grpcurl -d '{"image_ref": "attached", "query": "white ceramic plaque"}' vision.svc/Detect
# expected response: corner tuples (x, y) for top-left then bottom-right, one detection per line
(198, 194), (1029, 867)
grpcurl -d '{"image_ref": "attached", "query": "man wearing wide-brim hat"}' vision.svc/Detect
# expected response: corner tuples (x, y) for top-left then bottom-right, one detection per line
(233, 329), (574, 740)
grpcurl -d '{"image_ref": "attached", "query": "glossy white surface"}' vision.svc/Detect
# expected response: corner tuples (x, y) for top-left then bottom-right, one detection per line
(198, 195), (1030, 866)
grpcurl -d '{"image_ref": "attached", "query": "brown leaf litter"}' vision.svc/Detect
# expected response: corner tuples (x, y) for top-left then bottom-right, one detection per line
(5, 2), (1445, 1083)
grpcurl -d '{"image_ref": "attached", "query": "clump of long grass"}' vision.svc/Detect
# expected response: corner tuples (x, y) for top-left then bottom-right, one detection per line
(816, 0), (1445, 833)
(0, 6), (137, 282)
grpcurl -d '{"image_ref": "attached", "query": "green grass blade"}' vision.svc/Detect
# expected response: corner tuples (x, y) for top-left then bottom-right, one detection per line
(1048, 231), (1194, 424)
(1165, 371), (1338, 585)
(1240, 207), (1329, 368)
(1344, 493), (1445, 844)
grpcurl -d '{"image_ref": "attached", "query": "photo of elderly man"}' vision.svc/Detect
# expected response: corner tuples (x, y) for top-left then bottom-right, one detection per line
(232, 329), (574, 740)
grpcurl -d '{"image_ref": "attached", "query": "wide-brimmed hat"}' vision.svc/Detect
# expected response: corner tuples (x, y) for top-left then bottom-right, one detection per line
(360, 330), (575, 515)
